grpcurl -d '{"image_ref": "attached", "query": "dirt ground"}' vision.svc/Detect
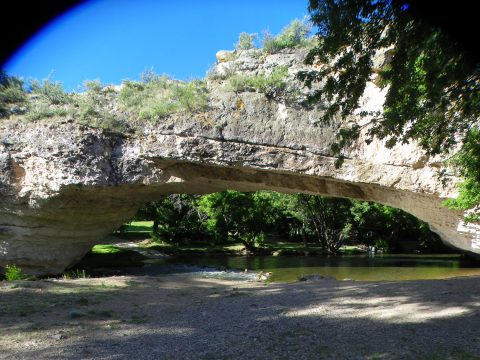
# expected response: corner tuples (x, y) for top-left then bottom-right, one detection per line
(1, 274), (480, 360)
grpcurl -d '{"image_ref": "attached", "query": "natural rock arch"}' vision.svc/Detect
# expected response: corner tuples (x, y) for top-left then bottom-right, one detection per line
(1, 48), (479, 274)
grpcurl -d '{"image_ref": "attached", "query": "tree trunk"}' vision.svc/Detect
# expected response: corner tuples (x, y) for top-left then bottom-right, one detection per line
(301, 222), (308, 247)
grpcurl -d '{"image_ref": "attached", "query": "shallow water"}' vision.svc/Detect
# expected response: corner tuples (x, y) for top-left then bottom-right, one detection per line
(144, 254), (480, 282)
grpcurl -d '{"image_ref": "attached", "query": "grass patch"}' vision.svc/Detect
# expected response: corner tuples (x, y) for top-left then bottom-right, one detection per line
(145, 242), (245, 256)
(115, 221), (154, 240)
(122, 221), (154, 233)
(91, 244), (126, 255)
(228, 66), (289, 95)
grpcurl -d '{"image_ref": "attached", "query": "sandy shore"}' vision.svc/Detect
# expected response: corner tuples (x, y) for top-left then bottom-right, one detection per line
(1, 274), (480, 360)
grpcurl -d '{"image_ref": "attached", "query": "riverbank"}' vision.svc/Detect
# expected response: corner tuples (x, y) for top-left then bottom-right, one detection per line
(1, 274), (480, 359)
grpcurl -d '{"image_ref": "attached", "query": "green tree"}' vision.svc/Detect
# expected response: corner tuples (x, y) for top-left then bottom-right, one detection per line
(349, 200), (443, 252)
(197, 191), (261, 251)
(134, 200), (164, 233)
(197, 191), (285, 251)
(294, 195), (354, 253)
(132, 191), (445, 254)
(301, 0), (480, 215)
(443, 129), (480, 221)
(139, 195), (206, 244)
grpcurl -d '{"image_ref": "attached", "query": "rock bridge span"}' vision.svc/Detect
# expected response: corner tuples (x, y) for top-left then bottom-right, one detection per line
(1, 49), (478, 274)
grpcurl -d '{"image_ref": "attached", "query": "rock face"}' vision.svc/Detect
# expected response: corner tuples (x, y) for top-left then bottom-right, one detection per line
(1, 48), (479, 274)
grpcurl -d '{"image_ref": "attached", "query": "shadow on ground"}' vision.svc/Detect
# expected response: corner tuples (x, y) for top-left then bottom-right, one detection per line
(1, 275), (480, 360)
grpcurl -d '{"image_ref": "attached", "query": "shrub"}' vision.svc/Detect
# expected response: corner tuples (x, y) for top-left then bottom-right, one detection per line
(29, 78), (71, 105)
(76, 80), (129, 133)
(140, 68), (158, 84)
(206, 63), (238, 81)
(83, 79), (103, 93)
(78, 99), (127, 133)
(228, 66), (289, 95)
(228, 74), (253, 92)
(0, 71), (27, 117)
(119, 71), (209, 121)
(235, 32), (257, 50)
(119, 80), (148, 109)
(263, 19), (311, 54)
(26, 105), (69, 121)
(443, 128), (480, 222)
(4, 264), (26, 281)
(174, 79), (209, 112)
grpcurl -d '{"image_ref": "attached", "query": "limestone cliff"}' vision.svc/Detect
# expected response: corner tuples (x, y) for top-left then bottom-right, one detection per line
(0, 47), (478, 274)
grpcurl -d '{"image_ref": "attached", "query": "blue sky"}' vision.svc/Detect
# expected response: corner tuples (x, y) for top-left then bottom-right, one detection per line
(4, 0), (309, 91)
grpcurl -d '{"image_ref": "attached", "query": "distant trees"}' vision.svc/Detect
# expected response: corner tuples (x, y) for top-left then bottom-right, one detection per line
(135, 190), (442, 254)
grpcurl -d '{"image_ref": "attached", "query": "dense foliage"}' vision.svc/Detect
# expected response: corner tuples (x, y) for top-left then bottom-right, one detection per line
(300, 0), (480, 215)
(136, 191), (445, 254)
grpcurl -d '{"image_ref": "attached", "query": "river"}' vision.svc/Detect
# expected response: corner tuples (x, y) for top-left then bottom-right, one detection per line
(123, 253), (480, 282)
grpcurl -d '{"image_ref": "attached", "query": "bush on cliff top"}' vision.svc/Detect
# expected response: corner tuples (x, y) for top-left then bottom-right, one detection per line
(76, 80), (130, 133)
(235, 32), (257, 51)
(262, 19), (312, 54)
(0, 70), (27, 118)
(29, 78), (72, 105)
(228, 66), (289, 96)
(232, 19), (313, 54)
(119, 70), (209, 121)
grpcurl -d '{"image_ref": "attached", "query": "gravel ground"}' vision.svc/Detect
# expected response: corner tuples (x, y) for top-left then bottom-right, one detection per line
(1, 274), (480, 360)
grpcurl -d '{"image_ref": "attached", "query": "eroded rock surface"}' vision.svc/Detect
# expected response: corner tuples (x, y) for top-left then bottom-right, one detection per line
(1, 48), (478, 274)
